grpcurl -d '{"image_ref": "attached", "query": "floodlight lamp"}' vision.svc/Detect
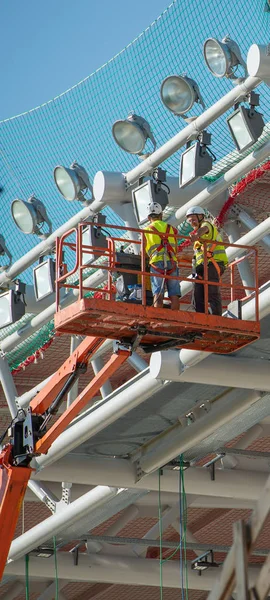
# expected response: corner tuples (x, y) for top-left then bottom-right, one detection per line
(191, 550), (219, 573)
(203, 36), (247, 82)
(132, 176), (169, 226)
(179, 132), (213, 188)
(0, 234), (12, 272)
(11, 196), (52, 239)
(0, 281), (26, 330)
(33, 258), (56, 301)
(31, 546), (54, 558)
(160, 75), (205, 117)
(227, 92), (265, 153)
(112, 113), (156, 156)
(54, 162), (93, 203)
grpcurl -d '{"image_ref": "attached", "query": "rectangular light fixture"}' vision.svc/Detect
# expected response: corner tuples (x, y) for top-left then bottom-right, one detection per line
(132, 180), (168, 226)
(81, 225), (107, 266)
(0, 289), (25, 329)
(227, 105), (264, 153)
(179, 141), (213, 188)
(33, 258), (56, 301)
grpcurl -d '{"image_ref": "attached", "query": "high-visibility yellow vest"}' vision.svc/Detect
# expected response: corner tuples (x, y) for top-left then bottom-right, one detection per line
(144, 220), (178, 265)
(194, 221), (228, 267)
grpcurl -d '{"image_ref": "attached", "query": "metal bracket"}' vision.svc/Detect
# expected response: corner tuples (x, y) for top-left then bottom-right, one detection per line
(134, 459), (144, 482)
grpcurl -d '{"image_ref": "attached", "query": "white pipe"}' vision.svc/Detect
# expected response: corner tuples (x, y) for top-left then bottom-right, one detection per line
(225, 220), (255, 293)
(0, 201), (107, 289)
(24, 483), (257, 510)
(150, 355), (270, 391)
(125, 76), (261, 186)
(34, 372), (165, 471)
(8, 485), (119, 563)
(0, 268), (107, 354)
(4, 553), (261, 590)
(0, 355), (19, 418)
(35, 455), (269, 501)
(66, 336), (82, 407)
(237, 208), (270, 252)
(92, 357), (113, 398)
(172, 138), (270, 224)
(127, 353), (148, 372)
(17, 374), (54, 409)
(139, 390), (262, 474)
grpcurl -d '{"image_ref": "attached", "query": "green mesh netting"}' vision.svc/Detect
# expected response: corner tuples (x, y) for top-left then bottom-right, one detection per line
(0, 0), (270, 369)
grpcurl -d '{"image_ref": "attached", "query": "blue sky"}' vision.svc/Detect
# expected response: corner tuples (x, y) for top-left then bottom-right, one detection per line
(0, 0), (171, 120)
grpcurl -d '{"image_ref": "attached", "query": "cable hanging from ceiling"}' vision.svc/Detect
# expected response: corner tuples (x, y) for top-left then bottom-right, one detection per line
(158, 455), (188, 600)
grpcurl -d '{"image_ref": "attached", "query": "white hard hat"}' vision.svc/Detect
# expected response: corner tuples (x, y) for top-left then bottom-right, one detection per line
(186, 206), (205, 217)
(147, 202), (163, 216)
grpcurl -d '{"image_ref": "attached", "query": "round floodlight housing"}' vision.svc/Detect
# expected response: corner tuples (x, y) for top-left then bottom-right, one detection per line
(53, 162), (92, 202)
(160, 75), (205, 116)
(203, 36), (247, 81)
(11, 196), (52, 238)
(112, 113), (156, 155)
(11, 198), (40, 234)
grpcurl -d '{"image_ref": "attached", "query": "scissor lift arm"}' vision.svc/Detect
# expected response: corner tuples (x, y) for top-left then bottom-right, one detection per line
(0, 335), (131, 580)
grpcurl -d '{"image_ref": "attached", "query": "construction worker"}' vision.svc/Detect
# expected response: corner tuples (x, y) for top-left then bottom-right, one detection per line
(186, 206), (228, 316)
(144, 202), (180, 310)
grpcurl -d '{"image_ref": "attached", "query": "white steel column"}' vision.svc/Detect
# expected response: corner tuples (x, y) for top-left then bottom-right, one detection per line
(92, 357), (113, 398)
(225, 220), (255, 293)
(237, 207), (270, 253)
(0, 355), (19, 418)
(66, 336), (82, 407)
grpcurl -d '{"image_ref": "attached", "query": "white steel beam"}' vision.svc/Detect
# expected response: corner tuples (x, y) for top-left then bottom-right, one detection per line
(150, 355), (270, 391)
(34, 371), (165, 470)
(8, 485), (119, 563)
(139, 389), (262, 474)
(4, 553), (262, 591)
(35, 455), (270, 501)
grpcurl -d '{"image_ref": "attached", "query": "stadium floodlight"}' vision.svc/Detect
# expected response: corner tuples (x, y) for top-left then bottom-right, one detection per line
(0, 235), (12, 272)
(227, 92), (265, 153)
(53, 162), (93, 202)
(179, 131), (213, 188)
(11, 196), (52, 239)
(112, 113), (156, 156)
(160, 75), (205, 117)
(203, 36), (247, 82)
(33, 258), (56, 301)
(0, 281), (25, 329)
(132, 168), (169, 226)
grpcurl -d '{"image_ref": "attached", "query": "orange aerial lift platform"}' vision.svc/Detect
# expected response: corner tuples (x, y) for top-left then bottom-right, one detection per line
(0, 221), (260, 580)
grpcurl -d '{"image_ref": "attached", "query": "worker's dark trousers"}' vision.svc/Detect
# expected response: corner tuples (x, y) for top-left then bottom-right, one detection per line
(194, 262), (224, 316)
